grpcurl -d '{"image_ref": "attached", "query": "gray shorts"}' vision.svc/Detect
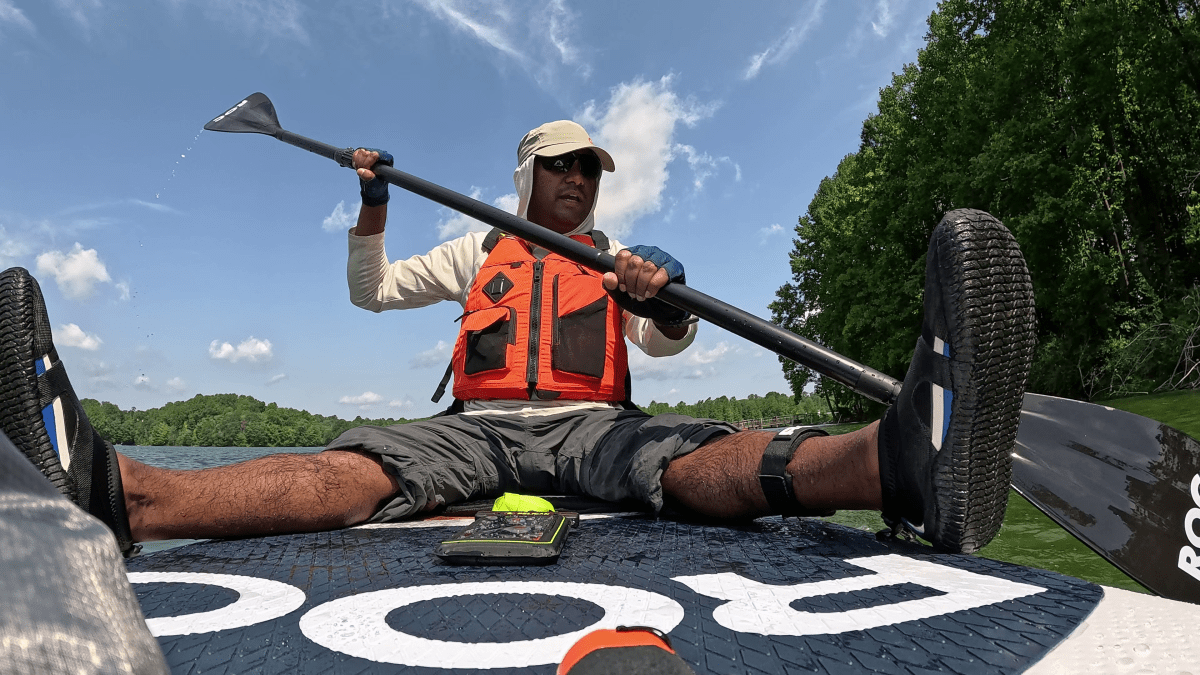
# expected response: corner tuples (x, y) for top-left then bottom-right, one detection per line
(326, 407), (737, 522)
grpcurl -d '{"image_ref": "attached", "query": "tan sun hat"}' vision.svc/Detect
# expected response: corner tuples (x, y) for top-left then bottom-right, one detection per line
(517, 120), (616, 172)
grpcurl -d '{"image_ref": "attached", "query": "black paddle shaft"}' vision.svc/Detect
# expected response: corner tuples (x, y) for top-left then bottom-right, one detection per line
(270, 128), (902, 405)
(208, 94), (1200, 602)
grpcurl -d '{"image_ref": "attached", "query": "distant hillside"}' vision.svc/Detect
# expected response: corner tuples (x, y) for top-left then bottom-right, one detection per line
(641, 390), (831, 426)
(80, 390), (833, 448)
(81, 394), (414, 448)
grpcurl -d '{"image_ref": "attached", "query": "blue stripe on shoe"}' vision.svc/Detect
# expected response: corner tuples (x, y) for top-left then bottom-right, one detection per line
(942, 388), (953, 448)
(41, 403), (59, 456)
(36, 356), (72, 469)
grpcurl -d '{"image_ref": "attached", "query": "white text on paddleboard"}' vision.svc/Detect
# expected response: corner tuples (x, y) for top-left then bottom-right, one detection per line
(129, 555), (1047, 669)
(1179, 474), (1200, 583)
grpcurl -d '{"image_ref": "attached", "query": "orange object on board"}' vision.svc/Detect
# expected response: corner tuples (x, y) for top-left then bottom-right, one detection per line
(557, 626), (682, 674)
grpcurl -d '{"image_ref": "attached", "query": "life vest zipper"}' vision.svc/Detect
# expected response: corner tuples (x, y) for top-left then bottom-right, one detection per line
(526, 260), (544, 392)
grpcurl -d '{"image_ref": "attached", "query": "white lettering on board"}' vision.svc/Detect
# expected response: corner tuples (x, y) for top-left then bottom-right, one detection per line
(297, 581), (684, 669)
(1178, 547), (1200, 582)
(128, 555), (1055, 666)
(126, 572), (306, 637)
(672, 554), (1044, 636)
(1178, 474), (1200, 582)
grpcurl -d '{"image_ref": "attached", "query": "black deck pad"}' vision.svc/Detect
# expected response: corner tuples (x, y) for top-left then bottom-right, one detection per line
(126, 515), (1101, 674)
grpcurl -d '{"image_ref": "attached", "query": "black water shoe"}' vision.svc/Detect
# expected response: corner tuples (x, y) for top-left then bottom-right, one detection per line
(0, 267), (137, 556)
(877, 210), (1036, 553)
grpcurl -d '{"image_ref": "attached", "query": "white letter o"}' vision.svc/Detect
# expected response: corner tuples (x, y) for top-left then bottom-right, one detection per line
(1186, 507), (1200, 549)
(298, 581), (684, 669)
(127, 572), (306, 636)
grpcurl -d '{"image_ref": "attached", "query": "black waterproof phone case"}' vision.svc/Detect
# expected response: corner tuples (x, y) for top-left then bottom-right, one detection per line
(435, 511), (578, 565)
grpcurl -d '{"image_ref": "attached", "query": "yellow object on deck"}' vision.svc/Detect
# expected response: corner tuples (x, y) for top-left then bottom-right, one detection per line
(492, 493), (554, 512)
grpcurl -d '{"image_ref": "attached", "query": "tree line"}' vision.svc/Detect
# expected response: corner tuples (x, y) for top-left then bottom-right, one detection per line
(81, 391), (834, 448)
(771, 0), (1200, 416)
(642, 391), (831, 426)
(81, 394), (413, 448)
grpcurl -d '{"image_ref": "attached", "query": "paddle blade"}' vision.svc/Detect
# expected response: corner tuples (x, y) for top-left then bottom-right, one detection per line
(204, 93), (281, 135)
(1013, 393), (1200, 604)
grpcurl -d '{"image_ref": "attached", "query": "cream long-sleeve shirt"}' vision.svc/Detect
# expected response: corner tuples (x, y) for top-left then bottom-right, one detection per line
(347, 229), (696, 411)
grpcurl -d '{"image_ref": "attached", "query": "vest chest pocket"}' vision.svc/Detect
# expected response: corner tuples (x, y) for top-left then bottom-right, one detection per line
(551, 275), (609, 379)
(462, 306), (516, 375)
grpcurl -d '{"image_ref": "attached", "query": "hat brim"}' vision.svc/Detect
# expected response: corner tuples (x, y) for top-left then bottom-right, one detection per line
(535, 142), (616, 172)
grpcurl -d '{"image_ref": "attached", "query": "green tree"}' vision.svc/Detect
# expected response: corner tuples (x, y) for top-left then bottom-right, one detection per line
(771, 0), (1200, 401)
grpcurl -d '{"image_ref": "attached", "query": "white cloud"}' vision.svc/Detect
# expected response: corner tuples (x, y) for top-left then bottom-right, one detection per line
(759, 223), (785, 244)
(166, 376), (186, 392)
(54, 0), (102, 31)
(674, 145), (737, 192)
(83, 359), (116, 389)
(410, 0), (587, 90)
(35, 243), (112, 300)
(578, 76), (719, 239)
(388, 398), (414, 411)
(543, 0), (587, 75)
(494, 193), (519, 215)
(132, 374), (153, 389)
(339, 391), (382, 408)
(627, 346), (708, 382)
(209, 337), (274, 363)
(436, 188), (514, 240)
(0, 0), (34, 32)
(410, 340), (452, 368)
(743, 0), (827, 80)
(323, 200), (360, 233)
(871, 0), (898, 37)
(629, 340), (742, 383)
(266, 373), (288, 385)
(115, 280), (131, 301)
(687, 341), (733, 365)
(129, 198), (181, 214)
(56, 323), (102, 350)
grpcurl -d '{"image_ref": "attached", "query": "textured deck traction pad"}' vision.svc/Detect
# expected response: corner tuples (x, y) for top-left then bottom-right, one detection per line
(127, 517), (1100, 674)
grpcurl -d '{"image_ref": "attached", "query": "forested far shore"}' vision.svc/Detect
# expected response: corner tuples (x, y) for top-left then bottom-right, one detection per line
(81, 394), (414, 448)
(81, 391), (833, 448)
(642, 391), (831, 427)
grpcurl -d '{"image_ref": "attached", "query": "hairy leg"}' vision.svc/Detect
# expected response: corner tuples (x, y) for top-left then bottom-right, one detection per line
(661, 423), (882, 519)
(118, 450), (400, 542)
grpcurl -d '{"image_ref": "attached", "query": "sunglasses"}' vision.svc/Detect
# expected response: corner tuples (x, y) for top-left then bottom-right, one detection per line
(538, 151), (602, 179)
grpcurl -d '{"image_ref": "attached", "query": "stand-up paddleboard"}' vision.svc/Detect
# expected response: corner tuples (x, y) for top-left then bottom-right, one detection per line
(124, 508), (1200, 674)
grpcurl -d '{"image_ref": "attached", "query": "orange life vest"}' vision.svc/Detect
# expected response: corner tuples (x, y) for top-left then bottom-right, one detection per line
(450, 229), (629, 402)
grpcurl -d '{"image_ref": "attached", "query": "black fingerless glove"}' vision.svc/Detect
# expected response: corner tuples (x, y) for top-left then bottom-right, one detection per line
(607, 245), (695, 327)
(359, 148), (393, 207)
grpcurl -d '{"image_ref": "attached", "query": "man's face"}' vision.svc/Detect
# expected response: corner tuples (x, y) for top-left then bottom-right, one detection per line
(525, 151), (600, 234)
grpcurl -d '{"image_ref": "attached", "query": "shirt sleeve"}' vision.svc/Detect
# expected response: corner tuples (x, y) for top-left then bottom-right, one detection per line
(606, 236), (697, 357)
(347, 228), (487, 312)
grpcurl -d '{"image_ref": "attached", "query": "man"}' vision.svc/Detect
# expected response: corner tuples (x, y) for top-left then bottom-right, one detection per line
(0, 120), (1036, 559)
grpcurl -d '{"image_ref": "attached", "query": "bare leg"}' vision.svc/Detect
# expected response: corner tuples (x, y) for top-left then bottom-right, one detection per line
(661, 423), (881, 519)
(117, 450), (399, 542)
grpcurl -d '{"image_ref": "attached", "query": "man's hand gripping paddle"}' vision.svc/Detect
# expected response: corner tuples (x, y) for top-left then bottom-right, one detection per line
(205, 92), (1200, 605)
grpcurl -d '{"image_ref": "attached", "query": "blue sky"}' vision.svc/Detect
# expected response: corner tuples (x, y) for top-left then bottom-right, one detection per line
(1, 0), (937, 419)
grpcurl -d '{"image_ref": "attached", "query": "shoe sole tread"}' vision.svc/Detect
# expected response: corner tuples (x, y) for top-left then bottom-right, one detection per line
(0, 268), (74, 499)
(932, 209), (1036, 552)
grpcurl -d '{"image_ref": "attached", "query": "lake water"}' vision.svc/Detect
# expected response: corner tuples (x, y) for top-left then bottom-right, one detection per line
(122, 445), (1147, 592)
